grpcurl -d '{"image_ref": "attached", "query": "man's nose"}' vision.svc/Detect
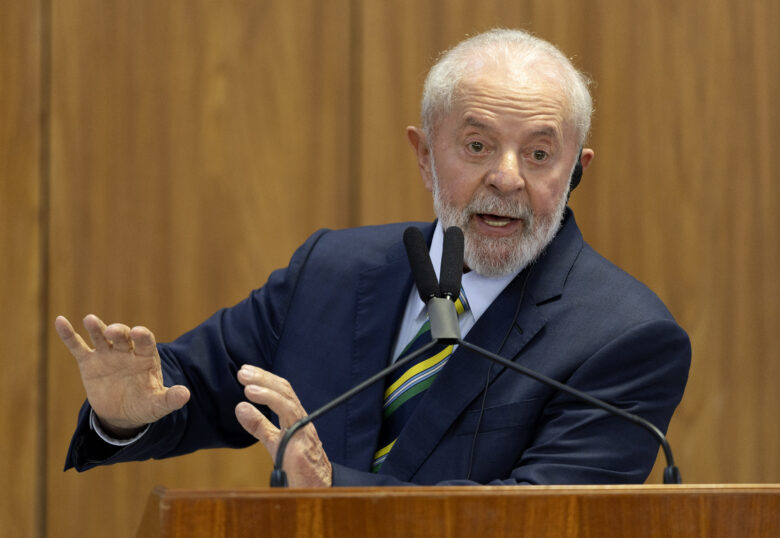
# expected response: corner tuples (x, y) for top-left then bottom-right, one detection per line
(486, 151), (525, 192)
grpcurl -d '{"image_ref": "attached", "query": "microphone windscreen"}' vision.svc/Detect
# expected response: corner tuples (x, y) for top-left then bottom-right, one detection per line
(403, 227), (439, 302)
(440, 226), (464, 298)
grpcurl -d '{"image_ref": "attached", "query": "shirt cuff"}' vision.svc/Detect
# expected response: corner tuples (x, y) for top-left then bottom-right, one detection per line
(89, 409), (149, 446)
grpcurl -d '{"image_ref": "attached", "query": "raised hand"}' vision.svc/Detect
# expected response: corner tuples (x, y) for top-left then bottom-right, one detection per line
(55, 314), (191, 437)
(234, 364), (332, 487)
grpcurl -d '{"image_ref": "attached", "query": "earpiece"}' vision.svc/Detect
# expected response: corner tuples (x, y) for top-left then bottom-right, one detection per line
(569, 148), (584, 192)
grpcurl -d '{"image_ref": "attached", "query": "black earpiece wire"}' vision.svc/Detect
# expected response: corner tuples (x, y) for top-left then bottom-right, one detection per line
(466, 266), (534, 480)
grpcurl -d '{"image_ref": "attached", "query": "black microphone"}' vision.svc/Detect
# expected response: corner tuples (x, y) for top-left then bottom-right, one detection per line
(403, 226), (439, 301)
(439, 226), (464, 299)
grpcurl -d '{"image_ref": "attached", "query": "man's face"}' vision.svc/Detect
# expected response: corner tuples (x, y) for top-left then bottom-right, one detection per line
(411, 66), (589, 276)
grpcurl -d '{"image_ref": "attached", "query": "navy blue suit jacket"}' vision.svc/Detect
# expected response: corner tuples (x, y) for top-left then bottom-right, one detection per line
(65, 210), (690, 485)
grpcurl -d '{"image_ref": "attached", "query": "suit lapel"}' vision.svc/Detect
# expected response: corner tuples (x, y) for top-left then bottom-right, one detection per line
(379, 211), (584, 481)
(342, 225), (421, 468)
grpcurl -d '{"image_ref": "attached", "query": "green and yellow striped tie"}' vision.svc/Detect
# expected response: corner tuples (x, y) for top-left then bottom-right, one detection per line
(372, 290), (469, 472)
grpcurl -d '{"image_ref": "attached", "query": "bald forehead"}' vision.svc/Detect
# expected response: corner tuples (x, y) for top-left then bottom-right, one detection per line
(458, 51), (571, 97)
(459, 39), (554, 72)
(421, 32), (591, 147)
(452, 62), (574, 120)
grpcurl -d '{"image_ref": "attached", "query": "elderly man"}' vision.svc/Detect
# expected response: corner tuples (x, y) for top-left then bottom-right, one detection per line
(59, 29), (690, 487)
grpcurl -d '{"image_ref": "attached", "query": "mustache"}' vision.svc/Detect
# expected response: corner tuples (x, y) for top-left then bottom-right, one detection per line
(465, 194), (533, 221)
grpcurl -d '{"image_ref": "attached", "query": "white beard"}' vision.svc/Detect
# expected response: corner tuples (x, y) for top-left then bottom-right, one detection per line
(430, 158), (569, 277)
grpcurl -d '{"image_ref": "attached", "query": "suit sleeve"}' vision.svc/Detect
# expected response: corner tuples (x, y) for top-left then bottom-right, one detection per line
(507, 318), (690, 485)
(63, 229), (330, 471)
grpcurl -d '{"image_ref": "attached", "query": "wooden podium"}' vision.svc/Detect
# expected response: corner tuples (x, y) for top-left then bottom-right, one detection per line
(137, 484), (780, 537)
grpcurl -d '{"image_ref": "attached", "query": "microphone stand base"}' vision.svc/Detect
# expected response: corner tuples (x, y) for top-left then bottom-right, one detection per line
(270, 469), (288, 488)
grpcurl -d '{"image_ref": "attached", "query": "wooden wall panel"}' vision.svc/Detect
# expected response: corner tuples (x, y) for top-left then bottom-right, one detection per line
(570, 0), (780, 485)
(0, 1), (42, 536)
(357, 0), (780, 484)
(12, 0), (775, 535)
(46, 1), (353, 536)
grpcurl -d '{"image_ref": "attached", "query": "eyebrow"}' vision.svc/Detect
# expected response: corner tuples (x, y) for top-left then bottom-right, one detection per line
(462, 116), (491, 130)
(461, 116), (559, 139)
(529, 127), (558, 138)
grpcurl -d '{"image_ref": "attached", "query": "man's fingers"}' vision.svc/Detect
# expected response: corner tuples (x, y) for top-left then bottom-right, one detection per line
(235, 390), (332, 488)
(244, 384), (304, 429)
(83, 314), (111, 351)
(129, 326), (158, 357)
(235, 401), (278, 447)
(104, 323), (133, 352)
(55, 316), (90, 358)
(237, 366), (306, 429)
(237, 365), (297, 401)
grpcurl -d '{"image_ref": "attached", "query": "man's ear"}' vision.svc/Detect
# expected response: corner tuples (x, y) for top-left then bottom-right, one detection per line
(407, 126), (434, 192)
(580, 148), (594, 170)
(568, 147), (595, 195)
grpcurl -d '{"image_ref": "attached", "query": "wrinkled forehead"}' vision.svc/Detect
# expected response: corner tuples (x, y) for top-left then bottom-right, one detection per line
(455, 55), (572, 105)
(442, 61), (576, 137)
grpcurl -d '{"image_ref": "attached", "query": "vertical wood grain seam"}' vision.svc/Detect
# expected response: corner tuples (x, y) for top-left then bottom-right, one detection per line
(37, 0), (51, 536)
(347, 0), (363, 228)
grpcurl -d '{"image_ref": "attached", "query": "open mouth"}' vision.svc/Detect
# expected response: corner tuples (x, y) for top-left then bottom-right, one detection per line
(477, 213), (518, 228)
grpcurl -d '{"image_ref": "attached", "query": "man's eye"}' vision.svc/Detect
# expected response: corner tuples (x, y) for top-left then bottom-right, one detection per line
(468, 141), (485, 153)
(532, 150), (548, 161)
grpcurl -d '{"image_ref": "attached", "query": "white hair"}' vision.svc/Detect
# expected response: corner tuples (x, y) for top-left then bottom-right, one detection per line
(421, 28), (593, 146)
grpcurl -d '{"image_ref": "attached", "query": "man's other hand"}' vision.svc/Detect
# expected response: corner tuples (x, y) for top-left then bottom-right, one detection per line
(235, 365), (332, 487)
(55, 314), (191, 437)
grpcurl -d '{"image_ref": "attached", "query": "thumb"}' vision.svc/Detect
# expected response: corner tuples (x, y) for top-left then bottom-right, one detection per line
(162, 385), (191, 413)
